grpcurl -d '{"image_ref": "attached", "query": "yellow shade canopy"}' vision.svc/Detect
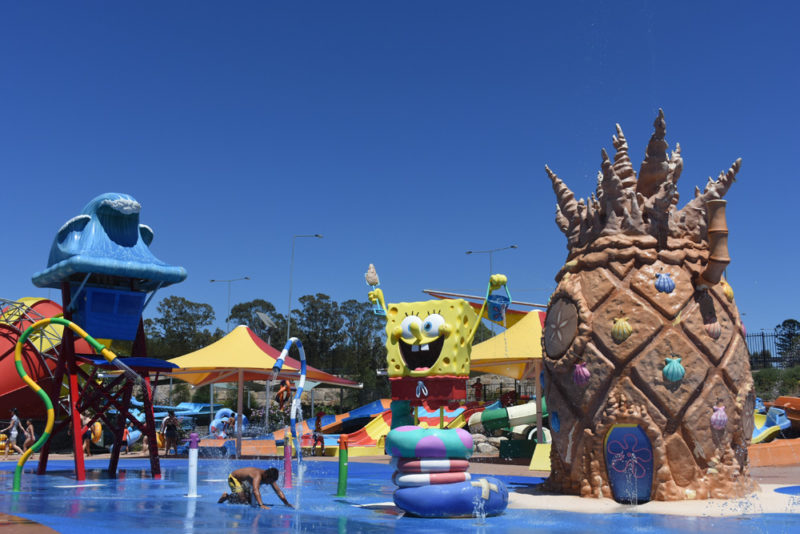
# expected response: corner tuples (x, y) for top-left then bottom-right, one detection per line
(167, 325), (360, 388)
(470, 309), (545, 380)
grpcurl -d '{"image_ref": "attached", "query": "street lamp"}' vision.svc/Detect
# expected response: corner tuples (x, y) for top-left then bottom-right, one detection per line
(465, 244), (518, 273)
(287, 234), (323, 341)
(209, 276), (250, 333)
(209, 276), (249, 427)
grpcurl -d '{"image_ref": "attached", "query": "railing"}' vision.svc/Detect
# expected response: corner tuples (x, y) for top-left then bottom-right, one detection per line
(747, 330), (800, 369)
(467, 381), (537, 404)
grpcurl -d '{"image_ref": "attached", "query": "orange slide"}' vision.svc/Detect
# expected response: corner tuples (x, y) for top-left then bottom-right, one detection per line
(344, 410), (393, 447)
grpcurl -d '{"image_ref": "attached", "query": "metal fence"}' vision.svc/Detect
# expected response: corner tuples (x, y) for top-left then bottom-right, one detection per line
(746, 330), (800, 369)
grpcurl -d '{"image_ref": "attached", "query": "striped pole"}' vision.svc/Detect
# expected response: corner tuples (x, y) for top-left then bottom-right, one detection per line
(272, 337), (307, 464)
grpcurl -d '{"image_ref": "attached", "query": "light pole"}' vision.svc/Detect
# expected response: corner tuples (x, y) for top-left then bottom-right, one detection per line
(286, 234), (323, 341)
(465, 244), (518, 274)
(209, 276), (249, 426)
(210, 276), (250, 333)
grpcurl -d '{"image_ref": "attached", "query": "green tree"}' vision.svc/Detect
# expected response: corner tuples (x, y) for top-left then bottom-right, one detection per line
(749, 349), (773, 370)
(228, 299), (286, 346)
(292, 294), (345, 370)
(776, 319), (800, 357)
(191, 384), (211, 403)
(169, 383), (192, 404)
(339, 299), (388, 404)
(473, 321), (494, 344)
(144, 296), (223, 358)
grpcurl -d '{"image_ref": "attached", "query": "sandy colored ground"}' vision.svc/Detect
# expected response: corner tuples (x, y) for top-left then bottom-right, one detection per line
(12, 452), (800, 518)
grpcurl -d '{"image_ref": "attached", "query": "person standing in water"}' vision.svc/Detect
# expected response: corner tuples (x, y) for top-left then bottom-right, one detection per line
(160, 410), (180, 456)
(2, 408), (24, 457)
(311, 412), (325, 456)
(23, 419), (36, 454)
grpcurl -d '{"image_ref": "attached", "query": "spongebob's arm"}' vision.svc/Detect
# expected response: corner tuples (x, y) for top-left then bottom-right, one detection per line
(368, 288), (388, 316)
(468, 274), (508, 342)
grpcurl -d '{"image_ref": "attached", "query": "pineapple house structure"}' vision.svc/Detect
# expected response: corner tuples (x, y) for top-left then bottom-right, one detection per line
(541, 111), (756, 502)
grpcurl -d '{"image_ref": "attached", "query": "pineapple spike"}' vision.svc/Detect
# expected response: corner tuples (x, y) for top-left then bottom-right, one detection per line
(703, 158), (742, 201)
(546, 165), (581, 226)
(595, 171), (604, 203)
(673, 159), (741, 242)
(637, 108), (670, 199)
(669, 142), (683, 185)
(600, 148), (626, 216)
(612, 123), (637, 189)
(643, 179), (676, 247)
(555, 204), (570, 235)
(626, 190), (645, 233)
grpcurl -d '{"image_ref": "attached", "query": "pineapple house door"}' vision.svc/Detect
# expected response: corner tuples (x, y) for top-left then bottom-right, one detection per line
(604, 424), (654, 503)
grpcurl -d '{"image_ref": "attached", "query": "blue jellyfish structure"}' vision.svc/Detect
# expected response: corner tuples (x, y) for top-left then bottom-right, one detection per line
(32, 192), (187, 340)
(29, 192), (187, 482)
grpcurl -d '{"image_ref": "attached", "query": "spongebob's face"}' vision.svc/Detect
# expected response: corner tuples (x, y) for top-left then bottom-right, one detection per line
(385, 299), (477, 378)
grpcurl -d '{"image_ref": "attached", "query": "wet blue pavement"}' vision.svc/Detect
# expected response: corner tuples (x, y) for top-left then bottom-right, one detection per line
(1, 458), (798, 533)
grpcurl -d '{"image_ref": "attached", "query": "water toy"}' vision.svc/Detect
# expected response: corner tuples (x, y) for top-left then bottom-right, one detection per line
(393, 476), (509, 518)
(11, 317), (141, 491)
(210, 408), (249, 438)
(23, 192), (186, 483)
(542, 110), (755, 501)
(385, 426), (472, 459)
(766, 396), (800, 430)
(392, 471), (471, 487)
(272, 337), (307, 465)
(369, 270), (506, 404)
(369, 265), (510, 517)
(752, 407), (791, 444)
(467, 401), (544, 434)
(32, 192), (186, 292)
(394, 458), (469, 473)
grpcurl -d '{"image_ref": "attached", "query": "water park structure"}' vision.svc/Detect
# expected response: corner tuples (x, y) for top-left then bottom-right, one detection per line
(541, 110), (756, 502)
(369, 269), (514, 517)
(0, 115), (798, 532)
(3, 192), (187, 485)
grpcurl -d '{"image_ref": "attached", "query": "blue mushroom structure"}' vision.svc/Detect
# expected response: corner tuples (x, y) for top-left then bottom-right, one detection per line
(32, 192), (187, 291)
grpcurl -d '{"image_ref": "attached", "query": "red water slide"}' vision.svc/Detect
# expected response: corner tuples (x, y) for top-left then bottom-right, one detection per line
(0, 298), (90, 419)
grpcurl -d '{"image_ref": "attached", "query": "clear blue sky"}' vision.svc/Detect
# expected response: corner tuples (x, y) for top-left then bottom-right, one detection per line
(1, 1), (797, 335)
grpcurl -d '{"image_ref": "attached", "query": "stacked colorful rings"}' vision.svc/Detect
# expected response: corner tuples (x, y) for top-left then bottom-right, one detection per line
(386, 425), (508, 518)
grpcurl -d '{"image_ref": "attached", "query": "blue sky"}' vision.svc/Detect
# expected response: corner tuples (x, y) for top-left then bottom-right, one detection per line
(1, 1), (797, 336)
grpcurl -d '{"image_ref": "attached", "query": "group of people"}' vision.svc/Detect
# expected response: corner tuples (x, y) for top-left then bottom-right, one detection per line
(2, 408), (37, 458)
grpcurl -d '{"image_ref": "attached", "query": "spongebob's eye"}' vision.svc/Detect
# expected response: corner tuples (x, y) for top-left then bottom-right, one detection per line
(400, 315), (423, 340)
(422, 314), (445, 337)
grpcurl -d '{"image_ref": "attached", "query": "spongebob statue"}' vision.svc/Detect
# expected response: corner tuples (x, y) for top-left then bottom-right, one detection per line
(367, 264), (511, 517)
(367, 266), (507, 406)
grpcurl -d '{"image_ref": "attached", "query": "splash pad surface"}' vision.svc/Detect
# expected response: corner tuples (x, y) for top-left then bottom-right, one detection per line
(1, 458), (798, 533)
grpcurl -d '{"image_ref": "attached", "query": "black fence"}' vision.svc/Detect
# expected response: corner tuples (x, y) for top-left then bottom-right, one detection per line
(747, 330), (800, 370)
